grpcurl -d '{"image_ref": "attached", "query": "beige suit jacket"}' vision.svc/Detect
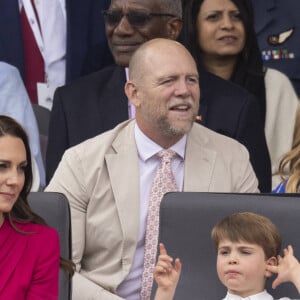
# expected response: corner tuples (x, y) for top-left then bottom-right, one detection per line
(46, 119), (258, 299)
(264, 68), (299, 188)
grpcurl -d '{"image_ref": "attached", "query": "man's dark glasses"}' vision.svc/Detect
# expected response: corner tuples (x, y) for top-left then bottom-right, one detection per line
(102, 10), (177, 27)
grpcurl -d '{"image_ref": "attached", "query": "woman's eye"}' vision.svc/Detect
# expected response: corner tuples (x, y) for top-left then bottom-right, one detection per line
(206, 14), (219, 21)
(19, 164), (27, 173)
(231, 12), (242, 20)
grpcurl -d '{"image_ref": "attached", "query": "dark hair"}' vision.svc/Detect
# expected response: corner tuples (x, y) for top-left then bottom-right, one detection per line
(180, 0), (266, 123)
(0, 115), (35, 222)
(160, 0), (182, 17)
(110, 0), (182, 17)
(0, 115), (75, 275)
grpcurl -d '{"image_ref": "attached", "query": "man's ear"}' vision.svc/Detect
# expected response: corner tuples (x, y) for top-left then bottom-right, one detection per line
(166, 17), (183, 40)
(265, 256), (277, 278)
(125, 81), (141, 107)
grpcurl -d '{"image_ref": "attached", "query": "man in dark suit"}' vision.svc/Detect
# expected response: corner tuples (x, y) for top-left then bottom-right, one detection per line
(46, 0), (271, 192)
(0, 0), (113, 85)
(251, 0), (300, 96)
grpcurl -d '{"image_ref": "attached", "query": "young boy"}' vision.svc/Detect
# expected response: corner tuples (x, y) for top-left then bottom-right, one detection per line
(154, 212), (300, 300)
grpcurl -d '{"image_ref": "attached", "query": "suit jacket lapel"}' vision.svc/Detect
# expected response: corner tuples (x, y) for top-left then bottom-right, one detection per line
(184, 124), (217, 192)
(105, 121), (140, 254)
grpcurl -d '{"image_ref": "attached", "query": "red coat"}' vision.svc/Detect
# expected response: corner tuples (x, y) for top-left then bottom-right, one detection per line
(0, 218), (60, 299)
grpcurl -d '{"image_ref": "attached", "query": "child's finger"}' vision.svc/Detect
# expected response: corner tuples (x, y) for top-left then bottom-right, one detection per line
(272, 277), (280, 289)
(174, 258), (182, 273)
(157, 258), (173, 270)
(158, 254), (173, 263)
(266, 265), (278, 274)
(159, 243), (168, 255)
(287, 245), (294, 256)
(154, 265), (168, 274)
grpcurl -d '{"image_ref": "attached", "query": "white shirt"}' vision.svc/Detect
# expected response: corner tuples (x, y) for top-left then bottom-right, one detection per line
(223, 290), (293, 300)
(116, 123), (186, 299)
(19, 0), (66, 87)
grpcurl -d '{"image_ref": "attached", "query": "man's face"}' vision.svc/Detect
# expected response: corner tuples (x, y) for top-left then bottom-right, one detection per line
(132, 43), (200, 147)
(105, 0), (175, 67)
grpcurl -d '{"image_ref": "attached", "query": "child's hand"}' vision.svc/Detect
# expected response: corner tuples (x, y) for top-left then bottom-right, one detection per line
(266, 245), (300, 290)
(154, 243), (182, 289)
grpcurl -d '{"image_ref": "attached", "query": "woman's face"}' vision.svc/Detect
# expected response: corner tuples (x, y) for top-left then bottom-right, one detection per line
(0, 135), (26, 224)
(196, 0), (245, 58)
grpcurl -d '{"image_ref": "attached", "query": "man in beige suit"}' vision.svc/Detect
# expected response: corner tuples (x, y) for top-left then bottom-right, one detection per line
(46, 39), (258, 299)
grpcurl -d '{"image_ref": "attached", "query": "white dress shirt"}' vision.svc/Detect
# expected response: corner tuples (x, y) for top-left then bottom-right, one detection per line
(116, 123), (186, 299)
(223, 290), (292, 300)
(19, 0), (66, 87)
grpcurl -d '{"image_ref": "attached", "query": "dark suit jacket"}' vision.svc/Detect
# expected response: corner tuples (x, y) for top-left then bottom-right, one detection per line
(198, 70), (271, 192)
(251, 0), (300, 95)
(0, 0), (113, 82)
(46, 65), (271, 192)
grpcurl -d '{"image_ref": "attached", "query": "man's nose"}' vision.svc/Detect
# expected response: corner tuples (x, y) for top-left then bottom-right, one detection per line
(114, 15), (135, 35)
(174, 80), (191, 97)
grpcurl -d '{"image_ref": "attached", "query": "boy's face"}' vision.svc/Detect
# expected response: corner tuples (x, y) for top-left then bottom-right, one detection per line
(216, 239), (275, 298)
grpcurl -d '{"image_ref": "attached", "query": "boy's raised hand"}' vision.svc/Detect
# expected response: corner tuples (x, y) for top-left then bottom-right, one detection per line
(266, 245), (300, 293)
(154, 243), (182, 291)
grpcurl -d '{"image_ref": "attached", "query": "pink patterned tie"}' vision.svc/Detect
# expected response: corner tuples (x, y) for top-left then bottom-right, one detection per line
(140, 149), (178, 300)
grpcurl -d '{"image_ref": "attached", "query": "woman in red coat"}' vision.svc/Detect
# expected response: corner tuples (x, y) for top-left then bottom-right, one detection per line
(0, 115), (73, 299)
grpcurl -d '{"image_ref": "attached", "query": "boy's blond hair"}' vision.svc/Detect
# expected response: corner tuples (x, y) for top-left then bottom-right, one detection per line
(211, 212), (282, 259)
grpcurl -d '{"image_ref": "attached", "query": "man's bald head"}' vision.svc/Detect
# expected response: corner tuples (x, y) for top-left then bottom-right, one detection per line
(128, 38), (197, 83)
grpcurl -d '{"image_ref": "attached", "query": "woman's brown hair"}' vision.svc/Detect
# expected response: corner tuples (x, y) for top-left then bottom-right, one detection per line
(0, 115), (75, 275)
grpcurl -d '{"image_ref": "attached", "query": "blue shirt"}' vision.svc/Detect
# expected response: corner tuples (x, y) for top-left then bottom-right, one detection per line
(272, 181), (286, 193)
(0, 61), (45, 187)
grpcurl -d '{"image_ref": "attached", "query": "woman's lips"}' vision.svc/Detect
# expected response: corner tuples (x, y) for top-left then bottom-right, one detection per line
(0, 192), (16, 201)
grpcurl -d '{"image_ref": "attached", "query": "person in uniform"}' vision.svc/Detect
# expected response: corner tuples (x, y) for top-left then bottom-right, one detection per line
(252, 0), (300, 96)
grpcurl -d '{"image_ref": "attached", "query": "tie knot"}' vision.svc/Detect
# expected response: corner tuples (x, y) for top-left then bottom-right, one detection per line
(157, 149), (176, 163)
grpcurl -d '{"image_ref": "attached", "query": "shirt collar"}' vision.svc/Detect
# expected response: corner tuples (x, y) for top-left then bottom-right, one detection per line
(224, 290), (273, 300)
(134, 123), (186, 162)
(125, 67), (129, 80)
